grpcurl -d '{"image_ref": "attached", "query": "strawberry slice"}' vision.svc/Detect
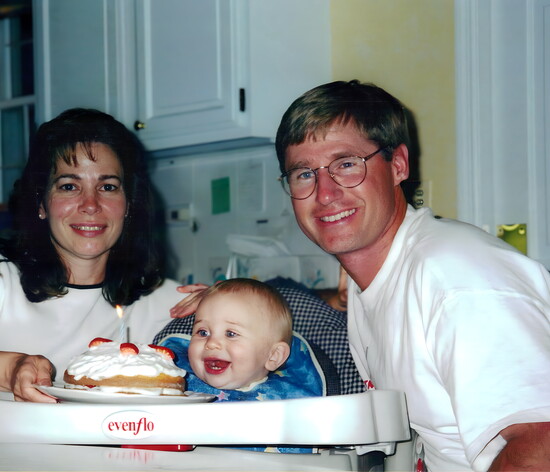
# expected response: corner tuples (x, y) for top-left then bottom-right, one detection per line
(89, 337), (112, 348)
(120, 342), (139, 355)
(148, 344), (175, 359)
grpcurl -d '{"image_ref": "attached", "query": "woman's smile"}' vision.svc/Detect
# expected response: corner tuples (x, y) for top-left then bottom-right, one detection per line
(70, 223), (108, 235)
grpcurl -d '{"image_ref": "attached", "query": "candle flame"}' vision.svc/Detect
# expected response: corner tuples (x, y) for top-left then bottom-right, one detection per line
(116, 305), (123, 319)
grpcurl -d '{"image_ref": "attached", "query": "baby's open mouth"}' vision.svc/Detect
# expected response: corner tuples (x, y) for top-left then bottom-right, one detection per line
(204, 358), (230, 375)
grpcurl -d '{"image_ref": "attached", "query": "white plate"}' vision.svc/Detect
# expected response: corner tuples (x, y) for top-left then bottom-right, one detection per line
(35, 384), (216, 405)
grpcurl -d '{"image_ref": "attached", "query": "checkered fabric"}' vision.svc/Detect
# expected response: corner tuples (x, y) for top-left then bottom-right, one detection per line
(274, 286), (364, 395)
(153, 286), (364, 396)
(154, 316), (194, 347)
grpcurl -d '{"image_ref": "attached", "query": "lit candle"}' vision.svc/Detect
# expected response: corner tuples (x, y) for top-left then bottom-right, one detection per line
(116, 305), (127, 342)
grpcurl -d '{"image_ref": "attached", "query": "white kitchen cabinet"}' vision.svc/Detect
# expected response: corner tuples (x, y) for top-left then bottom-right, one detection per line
(33, 0), (331, 151)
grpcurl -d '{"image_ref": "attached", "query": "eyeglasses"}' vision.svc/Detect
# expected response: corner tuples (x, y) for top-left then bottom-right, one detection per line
(278, 147), (386, 200)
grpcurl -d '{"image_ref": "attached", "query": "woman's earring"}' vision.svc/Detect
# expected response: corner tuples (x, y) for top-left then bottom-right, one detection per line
(38, 211), (46, 220)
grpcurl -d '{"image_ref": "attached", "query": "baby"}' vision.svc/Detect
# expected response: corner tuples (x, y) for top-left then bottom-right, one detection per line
(159, 278), (325, 453)
(161, 278), (324, 400)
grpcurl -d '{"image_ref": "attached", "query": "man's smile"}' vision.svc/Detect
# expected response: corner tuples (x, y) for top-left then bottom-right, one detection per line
(319, 208), (356, 223)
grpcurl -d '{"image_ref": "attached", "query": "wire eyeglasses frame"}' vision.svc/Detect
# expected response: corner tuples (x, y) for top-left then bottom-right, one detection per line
(278, 147), (387, 200)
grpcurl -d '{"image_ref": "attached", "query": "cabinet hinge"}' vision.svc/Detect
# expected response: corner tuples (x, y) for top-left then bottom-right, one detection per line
(239, 88), (246, 112)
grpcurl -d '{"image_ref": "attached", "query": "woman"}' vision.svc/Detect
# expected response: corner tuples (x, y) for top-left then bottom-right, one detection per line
(0, 108), (185, 402)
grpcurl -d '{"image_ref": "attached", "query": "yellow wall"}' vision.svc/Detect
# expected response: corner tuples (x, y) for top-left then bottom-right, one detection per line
(331, 0), (456, 218)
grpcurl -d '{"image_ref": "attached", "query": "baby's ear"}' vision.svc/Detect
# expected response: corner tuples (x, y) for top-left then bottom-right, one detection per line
(265, 341), (291, 371)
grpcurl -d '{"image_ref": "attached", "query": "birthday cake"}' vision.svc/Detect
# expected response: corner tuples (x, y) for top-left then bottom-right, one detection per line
(63, 338), (187, 395)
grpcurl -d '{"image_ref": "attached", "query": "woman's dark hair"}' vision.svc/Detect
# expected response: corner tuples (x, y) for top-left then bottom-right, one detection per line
(275, 80), (410, 173)
(0, 108), (166, 305)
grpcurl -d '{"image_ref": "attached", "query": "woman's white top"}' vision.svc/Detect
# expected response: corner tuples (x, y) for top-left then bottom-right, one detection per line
(0, 260), (184, 381)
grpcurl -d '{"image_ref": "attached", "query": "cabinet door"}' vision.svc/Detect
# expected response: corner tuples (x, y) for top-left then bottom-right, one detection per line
(134, 0), (242, 150)
(34, 0), (136, 125)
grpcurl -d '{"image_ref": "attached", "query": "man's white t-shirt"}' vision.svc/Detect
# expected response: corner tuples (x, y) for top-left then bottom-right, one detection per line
(348, 206), (550, 471)
(0, 260), (184, 381)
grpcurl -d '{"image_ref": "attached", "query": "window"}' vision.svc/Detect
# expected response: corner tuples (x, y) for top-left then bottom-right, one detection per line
(0, 0), (34, 209)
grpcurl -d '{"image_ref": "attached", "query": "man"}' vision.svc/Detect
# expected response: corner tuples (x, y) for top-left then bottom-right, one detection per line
(273, 80), (550, 471)
(174, 80), (549, 470)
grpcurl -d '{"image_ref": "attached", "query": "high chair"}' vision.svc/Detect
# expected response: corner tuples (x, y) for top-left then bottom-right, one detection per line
(0, 390), (410, 471)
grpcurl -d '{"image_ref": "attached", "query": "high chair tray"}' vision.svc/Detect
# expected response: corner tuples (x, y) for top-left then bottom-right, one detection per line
(0, 391), (409, 448)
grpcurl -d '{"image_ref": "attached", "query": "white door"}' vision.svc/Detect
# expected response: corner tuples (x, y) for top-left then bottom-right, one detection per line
(455, 0), (550, 268)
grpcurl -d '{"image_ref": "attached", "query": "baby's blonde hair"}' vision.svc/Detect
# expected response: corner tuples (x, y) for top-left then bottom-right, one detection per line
(199, 278), (293, 345)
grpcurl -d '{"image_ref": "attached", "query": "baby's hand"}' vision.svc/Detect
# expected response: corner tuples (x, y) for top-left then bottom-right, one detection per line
(170, 284), (209, 318)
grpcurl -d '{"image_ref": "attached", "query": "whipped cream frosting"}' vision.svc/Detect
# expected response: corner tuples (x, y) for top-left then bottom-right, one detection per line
(66, 342), (187, 381)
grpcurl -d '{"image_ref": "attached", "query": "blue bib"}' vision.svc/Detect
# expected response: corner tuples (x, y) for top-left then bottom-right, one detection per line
(160, 332), (326, 454)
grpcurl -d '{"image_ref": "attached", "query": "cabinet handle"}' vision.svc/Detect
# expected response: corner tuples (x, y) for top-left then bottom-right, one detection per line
(239, 88), (246, 112)
(134, 120), (146, 130)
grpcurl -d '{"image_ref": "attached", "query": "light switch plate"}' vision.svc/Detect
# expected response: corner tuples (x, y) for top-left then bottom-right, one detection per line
(410, 180), (432, 209)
